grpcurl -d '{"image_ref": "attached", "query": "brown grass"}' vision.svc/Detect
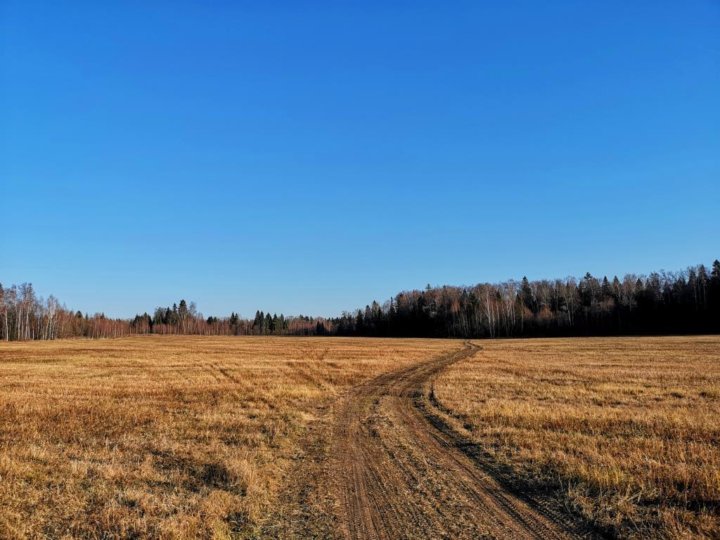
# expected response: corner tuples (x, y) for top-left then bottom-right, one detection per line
(433, 336), (720, 539)
(3, 336), (718, 539)
(0, 336), (456, 539)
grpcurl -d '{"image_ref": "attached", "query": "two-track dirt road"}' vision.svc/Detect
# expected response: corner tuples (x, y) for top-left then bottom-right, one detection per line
(331, 341), (592, 540)
(272, 341), (595, 539)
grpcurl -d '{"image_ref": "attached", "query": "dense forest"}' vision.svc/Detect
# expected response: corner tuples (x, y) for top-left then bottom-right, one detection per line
(2, 259), (719, 341)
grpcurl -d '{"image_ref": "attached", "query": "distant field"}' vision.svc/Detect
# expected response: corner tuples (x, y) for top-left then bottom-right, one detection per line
(433, 337), (720, 538)
(1, 336), (718, 539)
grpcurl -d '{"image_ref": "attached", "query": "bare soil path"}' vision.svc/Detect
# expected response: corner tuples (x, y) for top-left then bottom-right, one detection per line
(331, 341), (593, 540)
(271, 341), (596, 539)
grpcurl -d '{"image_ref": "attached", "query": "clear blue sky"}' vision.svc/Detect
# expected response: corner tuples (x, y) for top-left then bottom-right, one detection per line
(1, 1), (718, 318)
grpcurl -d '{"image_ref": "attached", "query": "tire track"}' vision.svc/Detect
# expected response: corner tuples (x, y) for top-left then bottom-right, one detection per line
(332, 341), (595, 540)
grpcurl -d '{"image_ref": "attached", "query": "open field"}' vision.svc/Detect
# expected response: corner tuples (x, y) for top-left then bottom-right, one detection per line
(433, 337), (720, 538)
(1, 336), (718, 539)
(0, 336), (457, 538)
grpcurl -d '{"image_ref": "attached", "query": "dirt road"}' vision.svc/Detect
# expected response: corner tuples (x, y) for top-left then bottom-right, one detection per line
(331, 341), (591, 540)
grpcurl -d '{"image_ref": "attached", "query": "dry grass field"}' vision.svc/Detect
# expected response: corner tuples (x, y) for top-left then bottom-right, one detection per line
(433, 337), (720, 539)
(1, 336), (718, 539)
(0, 336), (458, 539)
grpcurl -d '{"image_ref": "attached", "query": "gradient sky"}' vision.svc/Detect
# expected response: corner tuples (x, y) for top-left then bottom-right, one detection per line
(1, 1), (719, 318)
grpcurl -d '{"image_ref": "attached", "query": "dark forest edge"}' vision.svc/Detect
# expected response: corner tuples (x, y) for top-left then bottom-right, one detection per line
(2, 259), (719, 341)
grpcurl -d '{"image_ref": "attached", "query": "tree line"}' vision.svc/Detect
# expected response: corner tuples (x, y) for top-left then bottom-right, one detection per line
(2, 259), (718, 341)
(0, 285), (330, 340)
(0, 283), (129, 340)
(335, 260), (720, 338)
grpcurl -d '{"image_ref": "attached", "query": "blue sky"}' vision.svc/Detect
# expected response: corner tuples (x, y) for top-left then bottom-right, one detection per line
(1, 1), (719, 318)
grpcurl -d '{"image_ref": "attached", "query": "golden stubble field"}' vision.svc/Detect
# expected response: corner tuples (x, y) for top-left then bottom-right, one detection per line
(1, 335), (718, 539)
(0, 336), (458, 539)
(433, 336), (720, 538)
